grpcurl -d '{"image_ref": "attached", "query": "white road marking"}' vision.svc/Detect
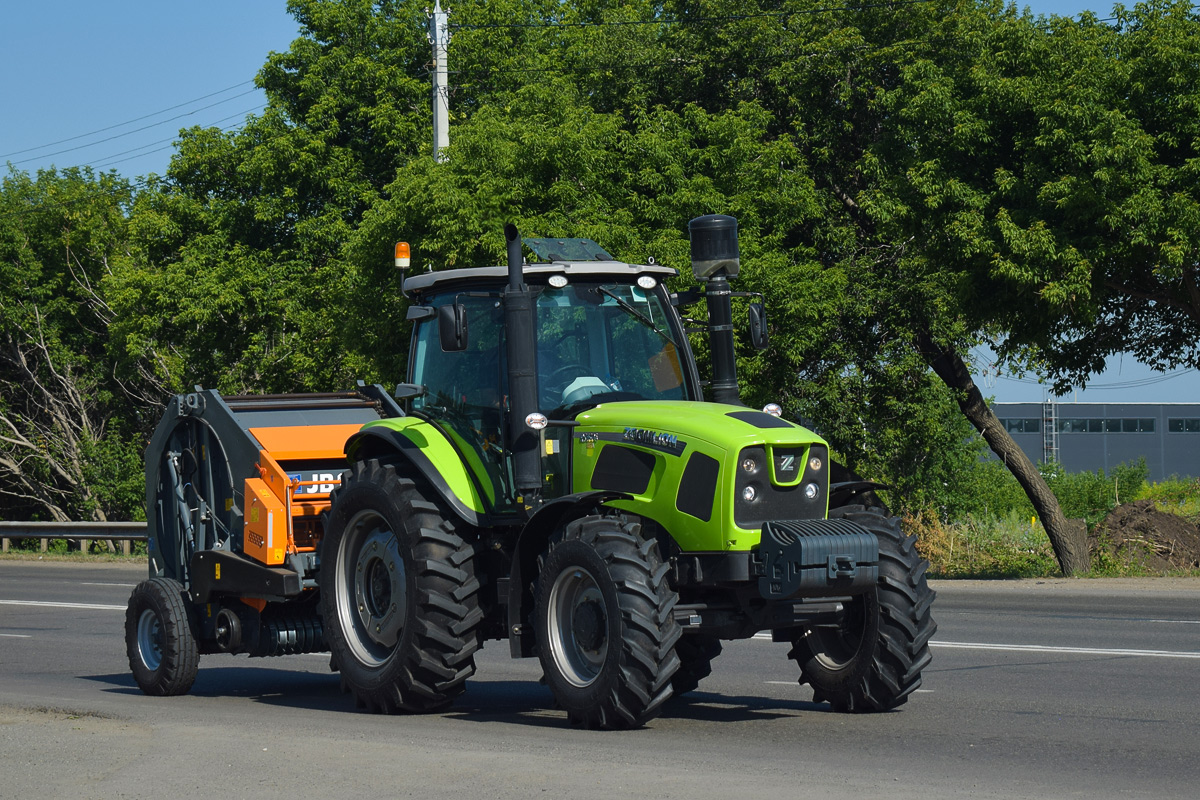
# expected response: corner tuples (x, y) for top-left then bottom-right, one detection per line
(81, 582), (136, 588)
(930, 640), (1200, 660)
(0, 633), (33, 638)
(752, 631), (1200, 659)
(0, 599), (124, 611)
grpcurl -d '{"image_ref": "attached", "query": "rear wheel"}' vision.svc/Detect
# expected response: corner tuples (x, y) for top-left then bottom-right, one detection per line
(534, 516), (681, 729)
(125, 577), (199, 696)
(789, 506), (936, 712)
(671, 635), (723, 696)
(320, 460), (482, 713)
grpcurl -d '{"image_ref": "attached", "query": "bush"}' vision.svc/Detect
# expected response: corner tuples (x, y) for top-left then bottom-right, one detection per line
(908, 508), (1058, 579)
(1039, 458), (1147, 527)
(1134, 476), (1200, 521)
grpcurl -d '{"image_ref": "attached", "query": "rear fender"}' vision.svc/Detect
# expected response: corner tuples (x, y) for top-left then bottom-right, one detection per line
(506, 491), (629, 658)
(345, 421), (485, 527)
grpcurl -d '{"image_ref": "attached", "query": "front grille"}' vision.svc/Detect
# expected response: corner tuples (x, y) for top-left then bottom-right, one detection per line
(734, 444), (828, 528)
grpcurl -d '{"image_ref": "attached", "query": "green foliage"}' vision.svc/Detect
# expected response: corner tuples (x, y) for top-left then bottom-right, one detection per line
(78, 433), (146, 522)
(1041, 458), (1148, 526)
(1133, 476), (1200, 521)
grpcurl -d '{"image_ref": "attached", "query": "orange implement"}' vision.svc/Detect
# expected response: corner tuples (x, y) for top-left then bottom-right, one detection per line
(248, 424), (363, 461)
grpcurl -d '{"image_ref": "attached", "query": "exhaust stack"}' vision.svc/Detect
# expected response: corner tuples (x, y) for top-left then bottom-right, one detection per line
(503, 223), (543, 511)
(689, 215), (742, 406)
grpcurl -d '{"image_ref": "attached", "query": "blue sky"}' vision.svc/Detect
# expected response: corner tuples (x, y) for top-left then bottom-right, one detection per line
(3, 1), (1193, 404)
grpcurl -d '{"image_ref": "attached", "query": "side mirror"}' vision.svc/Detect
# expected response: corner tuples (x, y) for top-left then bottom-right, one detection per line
(438, 303), (469, 352)
(748, 302), (768, 351)
(394, 383), (427, 401)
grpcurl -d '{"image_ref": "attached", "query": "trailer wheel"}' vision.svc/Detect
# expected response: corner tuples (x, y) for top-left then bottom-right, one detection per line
(534, 516), (681, 729)
(320, 460), (482, 713)
(670, 635), (723, 696)
(125, 577), (200, 696)
(789, 506), (936, 712)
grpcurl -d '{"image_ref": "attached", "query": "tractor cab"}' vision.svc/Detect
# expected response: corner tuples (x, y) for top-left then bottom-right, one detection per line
(401, 250), (700, 509)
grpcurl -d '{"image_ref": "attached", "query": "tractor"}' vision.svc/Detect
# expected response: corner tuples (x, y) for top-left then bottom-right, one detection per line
(126, 215), (935, 728)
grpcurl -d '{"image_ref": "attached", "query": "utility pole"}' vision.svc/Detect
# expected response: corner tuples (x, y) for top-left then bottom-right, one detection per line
(429, 1), (450, 162)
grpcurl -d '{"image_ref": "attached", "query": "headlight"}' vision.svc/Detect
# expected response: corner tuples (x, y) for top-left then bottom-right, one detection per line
(742, 485), (758, 502)
(803, 482), (819, 500)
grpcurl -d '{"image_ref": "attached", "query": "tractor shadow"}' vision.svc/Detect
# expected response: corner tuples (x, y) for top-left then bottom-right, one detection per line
(446, 680), (830, 729)
(86, 668), (832, 728)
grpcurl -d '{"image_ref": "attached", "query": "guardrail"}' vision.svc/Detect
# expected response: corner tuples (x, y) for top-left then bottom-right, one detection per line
(0, 521), (147, 556)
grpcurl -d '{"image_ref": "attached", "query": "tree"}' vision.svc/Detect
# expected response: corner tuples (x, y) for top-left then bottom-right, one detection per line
(956, 2), (1200, 389)
(0, 168), (144, 522)
(824, 1), (1200, 573)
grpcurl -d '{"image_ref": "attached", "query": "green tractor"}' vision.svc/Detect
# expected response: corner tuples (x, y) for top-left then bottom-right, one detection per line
(127, 215), (934, 729)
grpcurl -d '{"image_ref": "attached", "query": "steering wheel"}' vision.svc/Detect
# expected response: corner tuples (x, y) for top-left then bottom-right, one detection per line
(540, 362), (593, 407)
(546, 362), (590, 384)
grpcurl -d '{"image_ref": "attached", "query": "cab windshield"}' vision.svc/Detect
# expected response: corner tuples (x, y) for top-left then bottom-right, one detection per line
(534, 282), (692, 411)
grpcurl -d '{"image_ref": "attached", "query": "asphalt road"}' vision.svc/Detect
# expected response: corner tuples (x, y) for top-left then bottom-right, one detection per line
(2, 561), (1199, 799)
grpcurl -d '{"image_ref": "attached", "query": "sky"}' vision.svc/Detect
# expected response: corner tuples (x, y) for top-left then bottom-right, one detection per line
(3, 0), (1194, 405)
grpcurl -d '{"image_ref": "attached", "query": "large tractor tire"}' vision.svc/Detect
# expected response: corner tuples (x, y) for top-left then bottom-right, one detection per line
(534, 515), (682, 729)
(788, 505), (936, 712)
(670, 635), (723, 696)
(320, 460), (483, 714)
(125, 577), (200, 696)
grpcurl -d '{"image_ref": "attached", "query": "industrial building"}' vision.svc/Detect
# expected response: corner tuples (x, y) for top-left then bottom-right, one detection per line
(992, 402), (1200, 481)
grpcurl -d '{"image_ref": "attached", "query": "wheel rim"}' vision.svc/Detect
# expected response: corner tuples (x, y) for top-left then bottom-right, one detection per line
(546, 565), (608, 688)
(336, 509), (407, 667)
(809, 593), (871, 671)
(136, 608), (163, 671)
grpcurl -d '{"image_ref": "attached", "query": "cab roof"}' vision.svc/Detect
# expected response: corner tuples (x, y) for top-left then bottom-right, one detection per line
(403, 261), (678, 297)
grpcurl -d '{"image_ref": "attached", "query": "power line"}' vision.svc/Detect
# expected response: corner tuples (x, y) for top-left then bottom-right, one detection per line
(9, 90), (262, 167)
(88, 107), (264, 170)
(984, 366), (1197, 392)
(0, 81), (256, 160)
(970, 347), (1200, 394)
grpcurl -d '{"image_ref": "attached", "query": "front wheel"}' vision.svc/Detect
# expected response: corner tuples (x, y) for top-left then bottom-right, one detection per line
(534, 516), (681, 729)
(789, 506), (936, 712)
(319, 460), (482, 713)
(125, 577), (199, 696)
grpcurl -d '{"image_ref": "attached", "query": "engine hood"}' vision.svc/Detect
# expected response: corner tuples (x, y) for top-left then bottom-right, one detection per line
(573, 401), (826, 450)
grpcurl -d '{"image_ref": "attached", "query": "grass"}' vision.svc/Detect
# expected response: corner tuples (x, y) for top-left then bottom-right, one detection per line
(1135, 477), (1200, 523)
(910, 471), (1200, 579)
(909, 508), (1060, 579)
(0, 537), (146, 562)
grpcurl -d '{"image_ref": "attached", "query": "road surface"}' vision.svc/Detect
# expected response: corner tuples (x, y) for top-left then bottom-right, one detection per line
(2, 561), (1198, 799)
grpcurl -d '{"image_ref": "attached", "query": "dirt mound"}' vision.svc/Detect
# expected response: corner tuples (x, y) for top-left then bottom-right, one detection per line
(1090, 500), (1200, 572)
